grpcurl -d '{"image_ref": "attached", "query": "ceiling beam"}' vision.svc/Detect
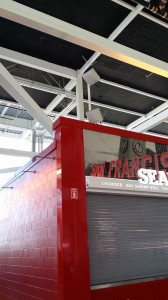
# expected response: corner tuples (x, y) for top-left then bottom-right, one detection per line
(1, 96), (167, 138)
(58, 100), (77, 117)
(1, 75), (167, 116)
(0, 77), (167, 134)
(15, 74), (168, 105)
(0, 97), (142, 134)
(1, 0), (168, 78)
(41, 4), (144, 114)
(127, 101), (168, 130)
(45, 80), (76, 113)
(15, 76), (75, 99)
(0, 96), (142, 136)
(127, 101), (168, 132)
(131, 108), (168, 132)
(143, 131), (168, 140)
(80, 3), (143, 74)
(83, 99), (143, 117)
(0, 63), (53, 135)
(100, 78), (168, 103)
(27, 2), (166, 123)
(0, 47), (77, 80)
(0, 148), (37, 158)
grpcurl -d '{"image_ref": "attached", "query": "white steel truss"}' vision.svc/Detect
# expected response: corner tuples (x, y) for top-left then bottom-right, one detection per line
(0, 47), (77, 80)
(0, 63), (53, 135)
(0, 0), (167, 143)
(1, 0), (167, 78)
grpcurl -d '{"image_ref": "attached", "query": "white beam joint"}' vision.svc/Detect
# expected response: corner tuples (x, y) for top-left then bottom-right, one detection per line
(45, 80), (76, 113)
(0, 63), (53, 136)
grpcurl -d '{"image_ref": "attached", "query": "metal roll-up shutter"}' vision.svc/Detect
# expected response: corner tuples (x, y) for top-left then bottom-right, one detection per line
(87, 193), (168, 286)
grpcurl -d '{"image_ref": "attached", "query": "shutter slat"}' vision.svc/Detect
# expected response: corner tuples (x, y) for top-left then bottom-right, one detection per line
(87, 193), (168, 285)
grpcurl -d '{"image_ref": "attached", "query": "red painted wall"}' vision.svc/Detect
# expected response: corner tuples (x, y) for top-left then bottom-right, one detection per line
(1, 117), (168, 300)
(0, 147), (58, 300)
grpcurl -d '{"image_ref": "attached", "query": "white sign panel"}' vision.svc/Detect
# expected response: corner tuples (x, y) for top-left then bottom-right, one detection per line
(86, 176), (168, 197)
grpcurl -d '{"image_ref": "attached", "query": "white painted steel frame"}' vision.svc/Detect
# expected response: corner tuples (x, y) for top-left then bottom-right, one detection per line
(0, 0), (167, 140)
(0, 63), (53, 135)
(0, 47), (77, 80)
(1, 0), (167, 78)
(15, 76), (75, 100)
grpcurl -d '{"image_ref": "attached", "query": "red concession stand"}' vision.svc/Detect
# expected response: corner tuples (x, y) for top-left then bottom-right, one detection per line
(0, 117), (168, 300)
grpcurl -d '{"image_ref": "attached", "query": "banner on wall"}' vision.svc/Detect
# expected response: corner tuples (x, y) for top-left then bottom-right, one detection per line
(83, 130), (168, 194)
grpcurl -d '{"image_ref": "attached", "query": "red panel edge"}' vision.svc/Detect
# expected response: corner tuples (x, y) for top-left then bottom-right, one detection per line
(91, 278), (168, 300)
(53, 117), (168, 145)
(56, 125), (91, 300)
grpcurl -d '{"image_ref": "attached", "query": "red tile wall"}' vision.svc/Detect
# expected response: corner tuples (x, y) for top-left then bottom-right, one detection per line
(0, 149), (58, 300)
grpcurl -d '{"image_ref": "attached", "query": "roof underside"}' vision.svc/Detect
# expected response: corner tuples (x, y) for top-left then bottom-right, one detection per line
(0, 0), (168, 141)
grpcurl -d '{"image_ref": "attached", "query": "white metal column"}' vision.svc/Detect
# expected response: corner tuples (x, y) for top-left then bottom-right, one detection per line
(76, 73), (84, 120)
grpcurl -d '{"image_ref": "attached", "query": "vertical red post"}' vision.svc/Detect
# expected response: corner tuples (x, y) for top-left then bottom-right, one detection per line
(55, 124), (91, 300)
